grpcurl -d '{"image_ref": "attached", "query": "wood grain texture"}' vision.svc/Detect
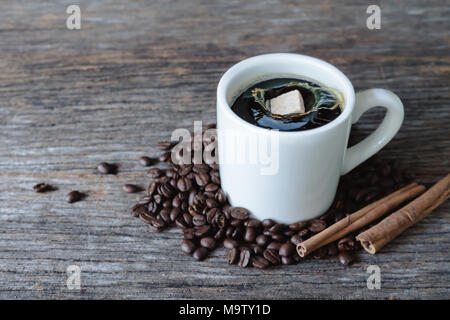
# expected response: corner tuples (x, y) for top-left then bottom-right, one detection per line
(0, 0), (449, 299)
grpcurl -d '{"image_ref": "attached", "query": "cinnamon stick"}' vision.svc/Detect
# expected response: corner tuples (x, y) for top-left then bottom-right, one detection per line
(356, 173), (450, 254)
(296, 183), (426, 257)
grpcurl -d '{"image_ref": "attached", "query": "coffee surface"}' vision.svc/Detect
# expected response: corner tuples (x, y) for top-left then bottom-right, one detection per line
(231, 78), (342, 131)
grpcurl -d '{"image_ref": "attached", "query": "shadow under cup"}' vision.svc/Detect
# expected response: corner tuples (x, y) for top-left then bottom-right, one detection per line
(217, 53), (356, 223)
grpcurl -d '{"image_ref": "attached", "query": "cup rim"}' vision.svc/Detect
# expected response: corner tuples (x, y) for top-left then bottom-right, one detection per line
(217, 53), (355, 136)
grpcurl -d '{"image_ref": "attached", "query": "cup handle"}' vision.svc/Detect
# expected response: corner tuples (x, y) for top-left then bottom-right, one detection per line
(341, 89), (404, 175)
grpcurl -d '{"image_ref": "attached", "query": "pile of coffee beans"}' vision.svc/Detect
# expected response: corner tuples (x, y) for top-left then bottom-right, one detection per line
(131, 124), (413, 268)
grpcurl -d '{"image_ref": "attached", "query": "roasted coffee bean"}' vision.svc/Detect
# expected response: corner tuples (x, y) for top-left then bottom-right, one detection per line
(215, 189), (227, 204)
(270, 233), (286, 242)
(194, 172), (210, 186)
(138, 156), (153, 167)
(290, 234), (303, 246)
(65, 191), (83, 203)
(214, 228), (225, 240)
(210, 172), (221, 185)
(181, 240), (196, 254)
(215, 213), (226, 228)
(255, 235), (269, 247)
(338, 252), (353, 265)
(244, 227), (256, 243)
(244, 219), (261, 228)
(232, 226), (245, 240)
(147, 168), (162, 178)
(298, 229), (309, 237)
(230, 207), (250, 220)
(159, 209), (170, 222)
(169, 207), (180, 222)
(33, 183), (54, 193)
(338, 237), (357, 251)
(238, 248), (251, 267)
(252, 256), (270, 269)
(192, 215), (206, 226)
(261, 219), (275, 229)
(193, 164), (209, 173)
(147, 181), (157, 196)
(153, 194), (162, 204)
(178, 165), (192, 176)
(227, 248), (239, 264)
(123, 184), (140, 193)
(156, 141), (174, 151)
(223, 238), (239, 249)
(253, 245), (264, 256)
(205, 208), (218, 224)
(172, 195), (181, 208)
(200, 237), (216, 250)
(205, 198), (219, 208)
(203, 191), (215, 199)
(230, 219), (242, 227)
(158, 152), (170, 162)
(175, 217), (188, 229)
(269, 223), (285, 233)
(97, 162), (116, 174)
(266, 241), (282, 251)
(289, 221), (307, 231)
(283, 230), (295, 237)
(308, 219), (327, 233)
(139, 212), (156, 224)
(138, 196), (151, 205)
(205, 183), (219, 192)
(183, 228), (195, 240)
(279, 243), (295, 257)
(193, 247), (208, 261)
(183, 213), (193, 226)
(166, 169), (177, 178)
(281, 256), (294, 265)
(147, 201), (159, 214)
(263, 249), (281, 265)
(176, 177), (192, 192)
(131, 204), (147, 217)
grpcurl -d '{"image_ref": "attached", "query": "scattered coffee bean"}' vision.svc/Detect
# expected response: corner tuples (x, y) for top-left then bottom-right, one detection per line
(65, 191), (83, 203)
(181, 240), (196, 254)
(308, 219), (327, 233)
(227, 248), (239, 264)
(252, 256), (270, 269)
(279, 243), (295, 257)
(338, 252), (353, 266)
(200, 237), (216, 250)
(122, 184), (140, 193)
(33, 183), (54, 193)
(97, 162), (116, 174)
(138, 156), (153, 167)
(193, 247), (208, 261)
(230, 207), (250, 220)
(338, 237), (357, 251)
(156, 141), (174, 151)
(263, 249), (281, 265)
(238, 248), (251, 267)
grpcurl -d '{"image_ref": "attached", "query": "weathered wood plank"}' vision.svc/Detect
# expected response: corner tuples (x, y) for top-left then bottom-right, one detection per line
(0, 0), (449, 299)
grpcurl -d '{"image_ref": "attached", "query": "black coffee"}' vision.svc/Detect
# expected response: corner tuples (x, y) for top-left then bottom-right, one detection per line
(231, 77), (343, 131)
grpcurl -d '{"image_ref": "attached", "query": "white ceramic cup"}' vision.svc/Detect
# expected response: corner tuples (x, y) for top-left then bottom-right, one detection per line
(216, 53), (404, 223)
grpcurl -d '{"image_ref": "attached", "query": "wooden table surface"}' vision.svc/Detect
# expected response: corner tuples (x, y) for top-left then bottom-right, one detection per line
(0, 0), (449, 300)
